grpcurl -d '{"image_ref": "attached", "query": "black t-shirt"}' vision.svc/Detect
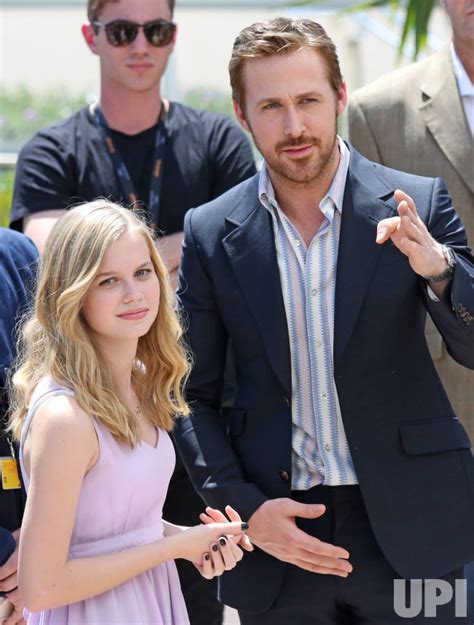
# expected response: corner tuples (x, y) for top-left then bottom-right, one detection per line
(110, 124), (157, 210)
(11, 101), (256, 234)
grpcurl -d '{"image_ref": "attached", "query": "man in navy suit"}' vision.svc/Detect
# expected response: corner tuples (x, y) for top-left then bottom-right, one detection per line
(174, 18), (474, 624)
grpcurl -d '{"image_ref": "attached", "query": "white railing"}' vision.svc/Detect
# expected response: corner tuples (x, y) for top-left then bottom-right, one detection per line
(0, 153), (18, 168)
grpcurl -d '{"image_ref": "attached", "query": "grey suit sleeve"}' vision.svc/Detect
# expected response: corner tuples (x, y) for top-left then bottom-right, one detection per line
(348, 95), (384, 164)
(173, 210), (268, 521)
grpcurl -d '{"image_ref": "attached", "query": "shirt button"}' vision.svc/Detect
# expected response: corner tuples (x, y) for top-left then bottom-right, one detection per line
(279, 470), (290, 482)
(295, 239), (301, 247)
(325, 443), (331, 452)
(315, 340), (322, 348)
(320, 392), (327, 399)
(312, 288), (318, 296)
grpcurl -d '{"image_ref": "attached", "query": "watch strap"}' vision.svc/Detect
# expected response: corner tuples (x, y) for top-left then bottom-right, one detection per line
(424, 246), (456, 283)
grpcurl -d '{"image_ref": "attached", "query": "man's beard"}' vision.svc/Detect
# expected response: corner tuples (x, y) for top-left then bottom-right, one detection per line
(253, 123), (338, 186)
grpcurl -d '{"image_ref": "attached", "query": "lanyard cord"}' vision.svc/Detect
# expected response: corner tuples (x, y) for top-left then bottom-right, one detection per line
(92, 101), (166, 228)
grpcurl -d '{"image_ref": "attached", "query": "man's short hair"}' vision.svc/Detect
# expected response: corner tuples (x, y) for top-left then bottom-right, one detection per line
(229, 17), (343, 111)
(87, 0), (175, 23)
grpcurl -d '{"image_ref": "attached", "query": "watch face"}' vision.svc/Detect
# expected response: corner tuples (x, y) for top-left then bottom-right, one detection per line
(445, 247), (456, 267)
(426, 246), (456, 281)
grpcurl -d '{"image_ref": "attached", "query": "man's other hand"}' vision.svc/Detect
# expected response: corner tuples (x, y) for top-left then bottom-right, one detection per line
(247, 498), (352, 576)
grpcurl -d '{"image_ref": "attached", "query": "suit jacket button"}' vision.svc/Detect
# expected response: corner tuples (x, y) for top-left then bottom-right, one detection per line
(283, 396), (290, 407)
(279, 470), (290, 482)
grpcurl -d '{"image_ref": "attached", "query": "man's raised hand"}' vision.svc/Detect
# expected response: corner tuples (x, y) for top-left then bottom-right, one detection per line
(376, 189), (448, 278)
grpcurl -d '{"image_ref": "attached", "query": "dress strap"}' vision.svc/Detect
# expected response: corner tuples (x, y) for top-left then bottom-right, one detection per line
(19, 382), (75, 479)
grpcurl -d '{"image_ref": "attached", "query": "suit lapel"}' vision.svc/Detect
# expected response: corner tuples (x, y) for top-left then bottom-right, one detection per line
(222, 154), (398, 387)
(222, 179), (292, 397)
(419, 47), (474, 194)
(334, 150), (397, 366)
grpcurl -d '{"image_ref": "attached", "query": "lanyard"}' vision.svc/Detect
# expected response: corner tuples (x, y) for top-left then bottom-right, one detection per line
(92, 101), (166, 227)
(6, 436), (16, 460)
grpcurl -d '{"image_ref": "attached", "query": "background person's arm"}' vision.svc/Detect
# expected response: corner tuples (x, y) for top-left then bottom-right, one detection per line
(0, 230), (39, 624)
(23, 210), (66, 254)
(10, 127), (76, 238)
(155, 231), (184, 289)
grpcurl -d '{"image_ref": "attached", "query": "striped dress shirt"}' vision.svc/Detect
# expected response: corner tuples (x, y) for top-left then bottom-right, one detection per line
(258, 138), (358, 489)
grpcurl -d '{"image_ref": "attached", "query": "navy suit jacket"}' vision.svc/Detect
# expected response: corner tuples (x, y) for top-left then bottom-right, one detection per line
(174, 147), (474, 613)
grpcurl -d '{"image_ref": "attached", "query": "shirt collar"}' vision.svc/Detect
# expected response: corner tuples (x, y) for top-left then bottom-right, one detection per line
(259, 136), (350, 217)
(450, 42), (474, 97)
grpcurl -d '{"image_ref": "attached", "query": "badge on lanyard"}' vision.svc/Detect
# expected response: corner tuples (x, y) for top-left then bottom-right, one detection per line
(1, 438), (21, 490)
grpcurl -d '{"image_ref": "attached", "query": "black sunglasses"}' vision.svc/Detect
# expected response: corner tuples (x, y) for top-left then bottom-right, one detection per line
(93, 18), (176, 47)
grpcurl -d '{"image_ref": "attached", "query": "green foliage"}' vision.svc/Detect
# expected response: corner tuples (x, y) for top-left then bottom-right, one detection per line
(0, 169), (14, 228)
(183, 87), (234, 118)
(296, 0), (437, 60)
(0, 85), (89, 152)
(398, 0), (436, 59)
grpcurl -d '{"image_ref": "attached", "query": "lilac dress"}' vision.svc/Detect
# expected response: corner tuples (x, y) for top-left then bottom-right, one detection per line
(19, 377), (190, 625)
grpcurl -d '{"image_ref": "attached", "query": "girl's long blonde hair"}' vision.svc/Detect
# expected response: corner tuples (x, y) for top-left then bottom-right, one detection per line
(9, 200), (190, 445)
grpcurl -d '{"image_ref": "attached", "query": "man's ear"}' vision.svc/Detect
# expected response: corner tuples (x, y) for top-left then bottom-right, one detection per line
(232, 100), (251, 133)
(336, 80), (348, 117)
(82, 23), (99, 55)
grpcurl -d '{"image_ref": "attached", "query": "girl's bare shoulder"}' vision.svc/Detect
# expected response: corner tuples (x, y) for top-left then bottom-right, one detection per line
(27, 393), (98, 457)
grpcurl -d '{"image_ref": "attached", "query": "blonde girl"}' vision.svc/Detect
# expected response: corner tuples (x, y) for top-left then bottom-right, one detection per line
(9, 200), (249, 625)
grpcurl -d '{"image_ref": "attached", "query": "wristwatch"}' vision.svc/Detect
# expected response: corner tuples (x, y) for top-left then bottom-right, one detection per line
(424, 245), (456, 282)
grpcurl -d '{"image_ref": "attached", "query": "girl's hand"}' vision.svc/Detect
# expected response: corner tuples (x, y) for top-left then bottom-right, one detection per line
(0, 543), (25, 624)
(170, 521), (246, 566)
(200, 505), (254, 553)
(194, 534), (245, 580)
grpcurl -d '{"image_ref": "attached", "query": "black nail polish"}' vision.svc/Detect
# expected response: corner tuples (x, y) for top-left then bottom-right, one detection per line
(204, 553), (210, 561)
(241, 522), (249, 530)
(219, 536), (227, 547)
(212, 544), (219, 552)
